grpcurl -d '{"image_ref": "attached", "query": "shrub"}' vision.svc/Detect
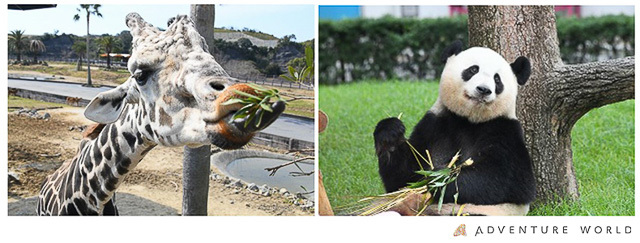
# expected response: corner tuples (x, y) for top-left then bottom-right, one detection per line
(319, 15), (634, 84)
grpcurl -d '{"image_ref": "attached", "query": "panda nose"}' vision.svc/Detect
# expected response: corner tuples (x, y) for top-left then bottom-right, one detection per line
(476, 86), (492, 96)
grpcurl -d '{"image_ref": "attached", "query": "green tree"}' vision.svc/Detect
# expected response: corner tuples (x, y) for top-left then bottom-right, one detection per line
(116, 30), (133, 53)
(278, 34), (296, 46)
(97, 35), (121, 69)
(8, 30), (27, 62)
(72, 41), (87, 71)
(263, 63), (283, 76)
(280, 45), (314, 85)
(237, 37), (253, 50)
(74, 4), (102, 86)
(29, 39), (46, 63)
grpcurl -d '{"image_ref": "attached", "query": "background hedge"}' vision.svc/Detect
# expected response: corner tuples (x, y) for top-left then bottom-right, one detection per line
(319, 15), (634, 84)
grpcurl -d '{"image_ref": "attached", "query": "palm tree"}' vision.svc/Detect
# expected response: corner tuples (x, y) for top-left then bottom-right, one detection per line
(8, 30), (27, 62)
(72, 41), (87, 71)
(29, 39), (46, 63)
(74, 4), (102, 86)
(97, 36), (121, 69)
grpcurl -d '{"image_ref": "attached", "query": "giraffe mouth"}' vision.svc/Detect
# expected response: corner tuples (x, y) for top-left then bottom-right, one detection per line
(229, 100), (286, 133)
(206, 101), (285, 149)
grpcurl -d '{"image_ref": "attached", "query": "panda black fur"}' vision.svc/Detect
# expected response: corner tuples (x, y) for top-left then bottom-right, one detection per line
(373, 40), (536, 216)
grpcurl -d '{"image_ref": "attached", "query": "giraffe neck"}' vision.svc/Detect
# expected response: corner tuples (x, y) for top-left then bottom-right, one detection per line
(41, 104), (157, 215)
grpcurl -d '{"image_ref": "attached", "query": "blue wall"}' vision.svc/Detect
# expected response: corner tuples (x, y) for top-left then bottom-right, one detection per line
(319, 5), (361, 20)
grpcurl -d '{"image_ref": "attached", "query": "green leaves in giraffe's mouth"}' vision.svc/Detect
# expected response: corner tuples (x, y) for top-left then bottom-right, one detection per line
(221, 84), (287, 131)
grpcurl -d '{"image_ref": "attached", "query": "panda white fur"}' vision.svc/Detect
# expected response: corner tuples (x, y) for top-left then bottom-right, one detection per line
(373, 40), (536, 216)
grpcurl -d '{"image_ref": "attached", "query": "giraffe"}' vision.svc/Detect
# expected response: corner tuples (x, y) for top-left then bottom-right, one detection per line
(36, 13), (285, 215)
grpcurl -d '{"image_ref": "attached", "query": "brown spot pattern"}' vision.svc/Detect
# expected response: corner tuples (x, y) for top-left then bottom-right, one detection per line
(158, 107), (173, 127)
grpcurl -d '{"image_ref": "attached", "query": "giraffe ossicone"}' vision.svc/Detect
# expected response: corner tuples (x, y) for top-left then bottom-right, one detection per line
(36, 13), (285, 215)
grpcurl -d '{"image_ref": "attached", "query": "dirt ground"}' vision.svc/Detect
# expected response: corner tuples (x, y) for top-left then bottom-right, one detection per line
(7, 107), (312, 216)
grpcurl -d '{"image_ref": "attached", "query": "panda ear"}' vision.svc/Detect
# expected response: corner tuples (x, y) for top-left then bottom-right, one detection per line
(510, 56), (531, 85)
(441, 40), (463, 63)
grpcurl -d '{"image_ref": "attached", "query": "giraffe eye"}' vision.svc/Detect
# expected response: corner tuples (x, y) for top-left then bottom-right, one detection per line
(132, 69), (152, 86)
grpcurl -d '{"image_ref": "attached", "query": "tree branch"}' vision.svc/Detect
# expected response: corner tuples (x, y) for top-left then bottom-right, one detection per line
(265, 156), (314, 176)
(549, 56), (635, 132)
(285, 96), (315, 102)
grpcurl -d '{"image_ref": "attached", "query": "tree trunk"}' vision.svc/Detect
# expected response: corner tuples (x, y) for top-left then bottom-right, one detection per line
(467, 6), (634, 204)
(86, 12), (92, 86)
(106, 52), (111, 69)
(190, 4), (215, 55)
(76, 57), (83, 71)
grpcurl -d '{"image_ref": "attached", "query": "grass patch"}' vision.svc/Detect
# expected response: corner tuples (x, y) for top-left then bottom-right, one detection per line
(8, 95), (71, 112)
(214, 28), (279, 40)
(319, 80), (634, 216)
(8, 62), (130, 84)
(284, 99), (314, 118)
(529, 99), (635, 216)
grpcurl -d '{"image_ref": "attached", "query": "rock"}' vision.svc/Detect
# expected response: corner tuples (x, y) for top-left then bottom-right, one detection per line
(247, 183), (259, 192)
(259, 184), (271, 196)
(42, 113), (51, 120)
(8, 171), (20, 184)
(279, 188), (289, 195)
(231, 179), (243, 188)
(232, 189), (240, 194)
(300, 201), (314, 210)
(245, 203), (250, 207)
(210, 173), (223, 181)
(229, 200), (235, 205)
(259, 184), (269, 191)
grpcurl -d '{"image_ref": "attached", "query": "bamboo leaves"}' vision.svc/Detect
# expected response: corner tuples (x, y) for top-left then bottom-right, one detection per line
(353, 141), (474, 216)
(221, 83), (286, 128)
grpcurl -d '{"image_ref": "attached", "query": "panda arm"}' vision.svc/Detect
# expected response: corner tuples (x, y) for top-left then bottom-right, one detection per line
(444, 123), (536, 205)
(374, 117), (423, 192)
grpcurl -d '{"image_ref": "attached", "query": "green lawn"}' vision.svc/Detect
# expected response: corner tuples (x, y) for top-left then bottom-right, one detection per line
(319, 80), (634, 216)
(8, 61), (131, 84)
(8, 95), (71, 112)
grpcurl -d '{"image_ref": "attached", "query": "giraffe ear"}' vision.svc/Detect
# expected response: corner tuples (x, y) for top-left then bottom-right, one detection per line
(84, 80), (133, 124)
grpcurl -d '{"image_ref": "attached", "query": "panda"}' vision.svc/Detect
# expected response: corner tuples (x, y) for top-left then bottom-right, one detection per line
(373, 40), (536, 216)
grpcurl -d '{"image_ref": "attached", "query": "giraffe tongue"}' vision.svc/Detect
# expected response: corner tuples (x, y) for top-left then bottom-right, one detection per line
(232, 100), (285, 133)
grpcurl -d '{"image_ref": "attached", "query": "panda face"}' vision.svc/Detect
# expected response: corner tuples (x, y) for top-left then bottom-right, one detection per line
(437, 47), (527, 123)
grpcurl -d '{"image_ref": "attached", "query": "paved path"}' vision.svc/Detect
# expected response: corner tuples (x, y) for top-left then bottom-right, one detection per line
(8, 78), (113, 100)
(8, 78), (313, 142)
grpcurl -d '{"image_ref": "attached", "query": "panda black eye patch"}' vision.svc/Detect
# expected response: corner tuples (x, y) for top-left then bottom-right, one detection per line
(494, 73), (504, 95)
(462, 65), (479, 81)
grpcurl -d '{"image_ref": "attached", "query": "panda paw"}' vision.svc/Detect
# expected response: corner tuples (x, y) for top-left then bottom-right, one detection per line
(374, 117), (406, 154)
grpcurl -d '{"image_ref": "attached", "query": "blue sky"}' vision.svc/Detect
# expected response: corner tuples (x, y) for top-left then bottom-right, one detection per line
(7, 4), (315, 41)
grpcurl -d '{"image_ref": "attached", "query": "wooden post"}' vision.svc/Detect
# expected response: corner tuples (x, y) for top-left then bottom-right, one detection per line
(182, 145), (211, 215)
(182, 4), (215, 216)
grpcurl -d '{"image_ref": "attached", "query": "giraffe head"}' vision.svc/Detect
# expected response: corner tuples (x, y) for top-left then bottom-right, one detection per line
(84, 13), (285, 149)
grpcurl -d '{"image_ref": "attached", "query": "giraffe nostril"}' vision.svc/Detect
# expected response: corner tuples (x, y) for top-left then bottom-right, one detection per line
(210, 82), (225, 91)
